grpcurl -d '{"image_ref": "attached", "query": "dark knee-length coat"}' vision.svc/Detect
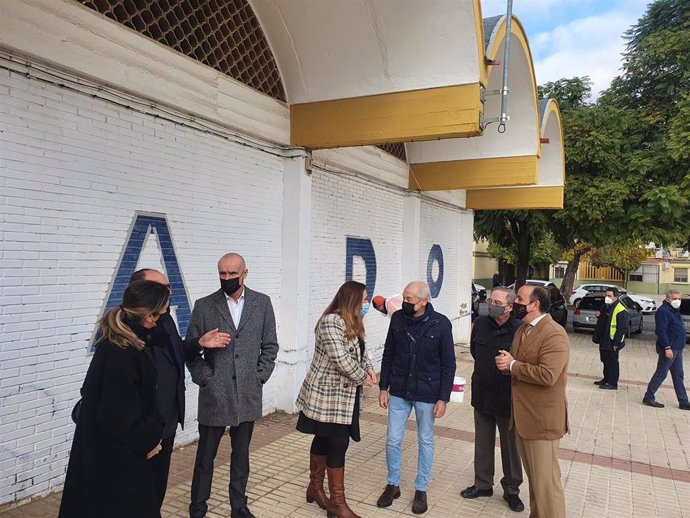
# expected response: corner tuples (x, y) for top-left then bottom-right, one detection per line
(58, 324), (163, 518)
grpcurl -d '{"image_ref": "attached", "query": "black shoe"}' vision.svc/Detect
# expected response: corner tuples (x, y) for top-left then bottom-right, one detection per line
(412, 490), (428, 514)
(599, 383), (617, 390)
(593, 379), (605, 385)
(503, 494), (525, 512)
(680, 401), (690, 410)
(230, 507), (256, 518)
(460, 486), (493, 499)
(376, 484), (401, 508)
(642, 398), (664, 408)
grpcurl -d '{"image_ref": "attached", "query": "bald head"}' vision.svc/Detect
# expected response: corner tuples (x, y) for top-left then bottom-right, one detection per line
(403, 281), (431, 301)
(218, 253), (246, 271)
(130, 268), (169, 287)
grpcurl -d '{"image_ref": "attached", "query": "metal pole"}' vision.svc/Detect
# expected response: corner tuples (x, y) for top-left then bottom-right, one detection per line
(499, 0), (513, 130)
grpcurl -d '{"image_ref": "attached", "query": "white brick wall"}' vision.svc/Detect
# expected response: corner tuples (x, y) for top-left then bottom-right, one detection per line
(0, 64), (473, 505)
(308, 169), (405, 366)
(418, 199), (468, 328)
(0, 68), (284, 503)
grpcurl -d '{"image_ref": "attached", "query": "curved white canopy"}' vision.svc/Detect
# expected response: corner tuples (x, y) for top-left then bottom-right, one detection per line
(249, 0), (484, 104)
(406, 15), (540, 165)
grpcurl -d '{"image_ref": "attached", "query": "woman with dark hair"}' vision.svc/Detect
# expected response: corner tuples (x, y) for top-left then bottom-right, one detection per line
(58, 280), (170, 518)
(296, 280), (377, 518)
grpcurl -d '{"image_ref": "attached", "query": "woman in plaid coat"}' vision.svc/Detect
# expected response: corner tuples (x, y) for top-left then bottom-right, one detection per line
(296, 281), (377, 518)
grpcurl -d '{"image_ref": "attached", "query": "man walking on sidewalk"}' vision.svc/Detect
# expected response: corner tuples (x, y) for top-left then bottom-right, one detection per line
(643, 289), (690, 410)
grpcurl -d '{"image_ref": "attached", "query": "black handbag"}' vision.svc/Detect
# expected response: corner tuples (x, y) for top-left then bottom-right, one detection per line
(71, 384), (86, 424)
(71, 399), (82, 424)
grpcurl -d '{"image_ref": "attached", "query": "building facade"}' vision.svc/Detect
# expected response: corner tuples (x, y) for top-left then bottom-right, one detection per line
(0, 0), (564, 504)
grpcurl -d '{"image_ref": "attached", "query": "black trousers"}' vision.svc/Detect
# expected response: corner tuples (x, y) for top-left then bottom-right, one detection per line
(600, 349), (620, 386)
(473, 409), (523, 495)
(189, 422), (254, 518)
(151, 434), (175, 511)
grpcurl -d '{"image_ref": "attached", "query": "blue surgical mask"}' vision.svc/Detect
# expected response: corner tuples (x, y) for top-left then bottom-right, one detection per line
(360, 303), (370, 317)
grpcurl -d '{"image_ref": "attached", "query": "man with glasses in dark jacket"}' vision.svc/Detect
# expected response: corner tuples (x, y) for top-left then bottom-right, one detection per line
(376, 281), (456, 515)
(460, 286), (524, 512)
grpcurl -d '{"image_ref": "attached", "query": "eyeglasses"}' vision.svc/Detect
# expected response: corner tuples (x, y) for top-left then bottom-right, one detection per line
(487, 299), (509, 307)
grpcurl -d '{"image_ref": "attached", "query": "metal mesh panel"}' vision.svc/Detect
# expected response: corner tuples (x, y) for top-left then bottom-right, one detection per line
(377, 143), (407, 162)
(79, 0), (286, 102)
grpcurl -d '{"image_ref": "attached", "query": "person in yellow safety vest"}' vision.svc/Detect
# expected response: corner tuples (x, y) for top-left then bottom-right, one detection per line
(593, 288), (631, 390)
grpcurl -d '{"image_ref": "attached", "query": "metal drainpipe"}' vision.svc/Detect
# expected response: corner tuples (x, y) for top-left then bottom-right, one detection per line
(498, 0), (513, 133)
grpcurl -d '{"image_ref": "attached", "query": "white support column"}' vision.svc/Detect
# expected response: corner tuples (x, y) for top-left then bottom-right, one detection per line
(455, 210), (474, 344)
(401, 193), (422, 282)
(274, 154), (312, 412)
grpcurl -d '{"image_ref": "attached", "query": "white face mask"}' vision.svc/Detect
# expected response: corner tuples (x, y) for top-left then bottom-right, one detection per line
(604, 296), (614, 305)
(670, 299), (681, 309)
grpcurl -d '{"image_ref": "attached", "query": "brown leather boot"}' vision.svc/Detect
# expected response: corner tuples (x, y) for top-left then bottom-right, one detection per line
(326, 466), (361, 518)
(306, 454), (329, 509)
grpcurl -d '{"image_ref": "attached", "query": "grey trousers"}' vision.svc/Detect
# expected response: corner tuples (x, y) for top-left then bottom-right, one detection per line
(473, 409), (523, 495)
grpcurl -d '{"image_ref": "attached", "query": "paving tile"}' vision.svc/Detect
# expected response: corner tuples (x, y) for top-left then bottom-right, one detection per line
(1, 334), (688, 518)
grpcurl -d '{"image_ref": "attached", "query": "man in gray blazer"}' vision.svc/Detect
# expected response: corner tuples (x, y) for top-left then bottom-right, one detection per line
(187, 253), (279, 518)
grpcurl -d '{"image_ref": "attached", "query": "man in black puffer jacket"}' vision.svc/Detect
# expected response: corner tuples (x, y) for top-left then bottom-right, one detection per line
(376, 281), (456, 515)
(460, 286), (524, 512)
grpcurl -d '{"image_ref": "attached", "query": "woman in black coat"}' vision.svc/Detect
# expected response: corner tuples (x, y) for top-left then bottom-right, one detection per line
(58, 280), (169, 518)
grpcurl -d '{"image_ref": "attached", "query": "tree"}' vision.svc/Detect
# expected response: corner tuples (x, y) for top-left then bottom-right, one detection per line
(477, 1), (690, 296)
(599, 0), (690, 247)
(549, 102), (637, 297)
(474, 210), (550, 289)
(538, 76), (593, 110)
(486, 231), (562, 272)
(549, 0), (690, 294)
(590, 242), (650, 288)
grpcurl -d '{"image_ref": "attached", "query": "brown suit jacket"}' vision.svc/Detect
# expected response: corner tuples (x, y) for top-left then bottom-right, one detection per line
(510, 314), (570, 440)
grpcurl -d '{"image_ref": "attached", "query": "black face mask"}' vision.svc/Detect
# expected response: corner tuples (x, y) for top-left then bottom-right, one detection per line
(220, 277), (242, 296)
(401, 301), (417, 316)
(512, 302), (529, 320)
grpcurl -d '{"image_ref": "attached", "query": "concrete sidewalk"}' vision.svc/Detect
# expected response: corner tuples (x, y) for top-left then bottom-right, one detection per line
(1, 332), (688, 518)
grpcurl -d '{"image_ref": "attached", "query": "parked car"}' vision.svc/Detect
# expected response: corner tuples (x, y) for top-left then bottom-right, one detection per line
(569, 283), (624, 306)
(679, 298), (690, 342)
(471, 284), (480, 322)
(473, 283), (487, 302)
(628, 294), (657, 314)
(507, 280), (568, 327)
(569, 283), (657, 313)
(573, 293), (643, 337)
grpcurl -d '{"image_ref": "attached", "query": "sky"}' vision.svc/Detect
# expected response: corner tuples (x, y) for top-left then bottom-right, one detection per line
(480, 0), (654, 99)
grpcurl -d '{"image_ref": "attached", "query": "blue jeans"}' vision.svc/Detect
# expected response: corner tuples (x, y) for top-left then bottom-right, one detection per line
(644, 349), (689, 403)
(385, 395), (436, 491)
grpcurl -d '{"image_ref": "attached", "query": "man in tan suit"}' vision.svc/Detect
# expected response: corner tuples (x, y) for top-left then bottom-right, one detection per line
(495, 285), (569, 518)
